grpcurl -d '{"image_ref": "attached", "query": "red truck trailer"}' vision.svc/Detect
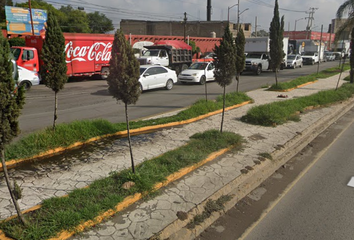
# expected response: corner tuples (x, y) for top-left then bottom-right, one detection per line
(10, 32), (220, 80)
(11, 33), (114, 79)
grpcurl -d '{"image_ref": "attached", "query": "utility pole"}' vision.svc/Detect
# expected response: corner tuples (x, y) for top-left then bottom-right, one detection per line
(237, 0), (240, 32)
(305, 7), (318, 39)
(28, 0), (35, 35)
(255, 16), (258, 37)
(183, 12), (187, 42)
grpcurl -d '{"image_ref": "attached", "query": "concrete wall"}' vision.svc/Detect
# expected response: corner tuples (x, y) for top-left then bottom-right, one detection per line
(121, 20), (252, 39)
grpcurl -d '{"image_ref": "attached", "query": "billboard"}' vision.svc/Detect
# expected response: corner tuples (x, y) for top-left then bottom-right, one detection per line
(5, 6), (47, 36)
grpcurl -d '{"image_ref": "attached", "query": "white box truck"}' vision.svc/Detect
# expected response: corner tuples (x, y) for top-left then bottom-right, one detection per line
(244, 37), (289, 75)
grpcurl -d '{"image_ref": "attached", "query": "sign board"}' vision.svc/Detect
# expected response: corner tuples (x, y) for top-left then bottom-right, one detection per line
(5, 6), (47, 36)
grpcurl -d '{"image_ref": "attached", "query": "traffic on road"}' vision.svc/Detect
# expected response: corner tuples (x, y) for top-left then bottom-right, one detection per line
(18, 60), (342, 138)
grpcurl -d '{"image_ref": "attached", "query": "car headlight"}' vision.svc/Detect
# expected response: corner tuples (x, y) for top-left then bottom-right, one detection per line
(192, 73), (197, 76)
(251, 62), (258, 66)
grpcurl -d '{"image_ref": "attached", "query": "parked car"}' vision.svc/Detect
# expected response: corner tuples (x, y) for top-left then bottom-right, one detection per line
(139, 65), (177, 91)
(324, 52), (336, 61)
(17, 66), (40, 90)
(178, 62), (215, 85)
(286, 54), (303, 69)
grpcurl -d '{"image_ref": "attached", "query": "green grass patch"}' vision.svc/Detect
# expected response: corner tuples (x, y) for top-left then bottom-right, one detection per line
(241, 83), (354, 126)
(258, 152), (273, 160)
(187, 195), (232, 229)
(0, 130), (243, 240)
(268, 64), (350, 91)
(4, 92), (252, 161)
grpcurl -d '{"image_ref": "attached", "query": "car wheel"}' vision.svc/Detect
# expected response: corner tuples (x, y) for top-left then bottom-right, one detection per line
(20, 81), (31, 90)
(199, 75), (206, 85)
(255, 65), (262, 75)
(101, 67), (110, 80)
(293, 63), (296, 69)
(165, 79), (173, 90)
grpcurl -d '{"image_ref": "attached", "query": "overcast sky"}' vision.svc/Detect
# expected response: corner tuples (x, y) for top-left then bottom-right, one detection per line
(14, 0), (347, 33)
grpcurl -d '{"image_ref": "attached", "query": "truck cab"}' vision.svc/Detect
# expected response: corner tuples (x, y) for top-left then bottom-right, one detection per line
(11, 46), (39, 73)
(139, 48), (169, 66)
(244, 52), (270, 75)
(301, 52), (319, 65)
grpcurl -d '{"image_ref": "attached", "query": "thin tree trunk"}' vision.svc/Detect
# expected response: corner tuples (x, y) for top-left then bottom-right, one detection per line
(125, 103), (135, 174)
(220, 86), (226, 133)
(275, 69), (278, 86)
(236, 74), (240, 92)
(350, 28), (354, 84)
(53, 91), (58, 131)
(1, 147), (28, 226)
(204, 80), (208, 102)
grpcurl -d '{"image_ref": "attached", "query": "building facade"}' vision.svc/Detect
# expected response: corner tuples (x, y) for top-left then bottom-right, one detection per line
(120, 20), (252, 39)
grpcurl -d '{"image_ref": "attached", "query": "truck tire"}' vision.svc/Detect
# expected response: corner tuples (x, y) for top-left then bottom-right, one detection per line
(101, 67), (110, 80)
(199, 75), (206, 85)
(181, 64), (188, 71)
(255, 65), (262, 75)
(165, 79), (174, 90)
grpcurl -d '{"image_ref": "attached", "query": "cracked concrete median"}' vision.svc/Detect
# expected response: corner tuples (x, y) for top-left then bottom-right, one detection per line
(1, 72), (353, 240)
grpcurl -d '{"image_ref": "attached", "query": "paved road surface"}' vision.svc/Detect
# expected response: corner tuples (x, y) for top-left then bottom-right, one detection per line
(197, 103), (354, 240)
(19, 61), (340, 137)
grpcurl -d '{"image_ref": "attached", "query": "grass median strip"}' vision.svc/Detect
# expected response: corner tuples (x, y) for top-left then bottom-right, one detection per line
(268, 64), (350, 91)
(0, 130), (243, 240)
(241, 83), (354, 126)
(4, 92), (252, 163)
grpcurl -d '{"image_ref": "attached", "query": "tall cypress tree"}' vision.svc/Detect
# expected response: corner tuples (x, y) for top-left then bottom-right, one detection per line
(269, 0), (285, 86)
(107, 29), (140, 174)
(213, 26), (236, 133)
(235, 28), (246, 92)
(40, 10), (68, 131)
(0, 33), (26, 225)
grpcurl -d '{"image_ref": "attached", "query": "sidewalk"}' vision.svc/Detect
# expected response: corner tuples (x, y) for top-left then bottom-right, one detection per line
(1, 73), (353, 240)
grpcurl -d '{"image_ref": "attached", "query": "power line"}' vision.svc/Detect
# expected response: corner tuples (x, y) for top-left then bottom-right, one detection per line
(246, 0), (307, 13)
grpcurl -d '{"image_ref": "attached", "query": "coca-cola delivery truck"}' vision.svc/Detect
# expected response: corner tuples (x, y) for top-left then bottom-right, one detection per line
(11, 33), (114, 79)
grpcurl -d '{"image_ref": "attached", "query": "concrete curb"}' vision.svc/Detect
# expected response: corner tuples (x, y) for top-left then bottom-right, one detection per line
(153, 97), (354, 240)
(0, 101), (251, 171)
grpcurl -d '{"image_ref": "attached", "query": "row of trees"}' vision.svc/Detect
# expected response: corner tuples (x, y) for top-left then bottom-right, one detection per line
(3, 0), (353, 230)
(0, 0), (114, 33)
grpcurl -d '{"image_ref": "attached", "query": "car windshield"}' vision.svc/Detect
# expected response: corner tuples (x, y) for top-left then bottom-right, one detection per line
(247, 53), (262, 58)
(142, 50), (159, 57)
(11, 48), (21, 60)
(189, 63), (207, 70)
(140, 67), (147, 75)
(288, 55), (296, 60)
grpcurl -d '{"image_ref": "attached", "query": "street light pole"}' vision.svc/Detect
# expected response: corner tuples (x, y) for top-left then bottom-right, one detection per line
(227, 3), (238, 22)
(294, 18), (304, 31)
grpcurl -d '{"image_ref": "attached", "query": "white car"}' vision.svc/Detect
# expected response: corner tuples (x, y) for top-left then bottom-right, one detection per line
(17, 66), (40, 90)
(139, 65), (177, 91)
(178, 62), (215, 85)
(287, 54), (303, 69)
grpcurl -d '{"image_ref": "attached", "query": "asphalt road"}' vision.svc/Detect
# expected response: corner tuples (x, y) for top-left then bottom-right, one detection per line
(197, 103), (354, 240)
(19, 61), (341, 137)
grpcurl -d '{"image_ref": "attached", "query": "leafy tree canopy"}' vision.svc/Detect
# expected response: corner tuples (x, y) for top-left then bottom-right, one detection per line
(251, 29), (269, 37)
(87, 11), (114, 33)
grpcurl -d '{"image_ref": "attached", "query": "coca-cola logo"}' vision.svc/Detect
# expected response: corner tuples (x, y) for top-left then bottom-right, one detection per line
(65, 41), (112, 63)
